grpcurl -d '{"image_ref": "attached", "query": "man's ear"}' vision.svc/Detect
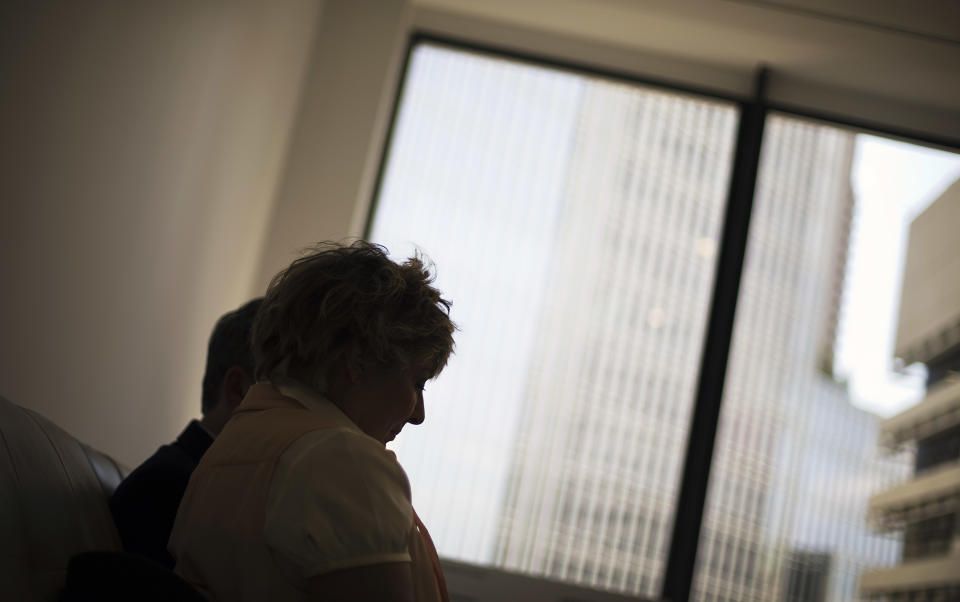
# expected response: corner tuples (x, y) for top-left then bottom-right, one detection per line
(222, 365), (253, 410)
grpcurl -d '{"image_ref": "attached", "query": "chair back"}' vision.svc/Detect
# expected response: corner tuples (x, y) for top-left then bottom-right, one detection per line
(0, 394), (127, 601)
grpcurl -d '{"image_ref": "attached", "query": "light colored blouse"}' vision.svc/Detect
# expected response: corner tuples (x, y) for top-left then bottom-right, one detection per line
(263, 382), (415, 577)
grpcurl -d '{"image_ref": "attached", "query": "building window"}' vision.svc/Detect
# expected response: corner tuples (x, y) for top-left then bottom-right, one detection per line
(902, 513), (956, 561)
(915, 424), (960, 473)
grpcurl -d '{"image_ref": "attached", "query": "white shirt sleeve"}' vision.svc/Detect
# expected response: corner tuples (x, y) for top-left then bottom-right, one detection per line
(263, 427), (414, 577)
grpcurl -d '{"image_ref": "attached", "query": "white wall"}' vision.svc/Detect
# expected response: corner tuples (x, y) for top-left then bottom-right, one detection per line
(0, 0), (322, 465)
(254, 0), (411, 287)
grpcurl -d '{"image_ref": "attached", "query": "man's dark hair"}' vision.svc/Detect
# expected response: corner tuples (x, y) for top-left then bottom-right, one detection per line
(201, 298), (263, 413)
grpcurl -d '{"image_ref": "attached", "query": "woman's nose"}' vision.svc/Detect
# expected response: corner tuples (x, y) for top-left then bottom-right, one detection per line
(408, 395), (425, 425)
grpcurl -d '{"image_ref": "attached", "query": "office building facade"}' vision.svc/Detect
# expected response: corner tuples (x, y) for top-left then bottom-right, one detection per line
(491, 89), (907, 601)
(860, 179), (960, 601)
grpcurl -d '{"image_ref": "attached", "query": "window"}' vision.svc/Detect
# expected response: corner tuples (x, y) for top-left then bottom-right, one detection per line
(368, 38), (960, 602)
(903, 513), (955, 560)
(693, 116), (960, 601)
(370, 41), (735, 598)
(915, 424), (960, 473)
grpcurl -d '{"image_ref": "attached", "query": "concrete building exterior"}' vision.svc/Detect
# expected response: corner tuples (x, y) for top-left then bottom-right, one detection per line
(860, 179), (960, 602)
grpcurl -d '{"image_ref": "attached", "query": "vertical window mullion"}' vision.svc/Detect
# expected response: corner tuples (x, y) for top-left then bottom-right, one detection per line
(661, 67), (769, 602)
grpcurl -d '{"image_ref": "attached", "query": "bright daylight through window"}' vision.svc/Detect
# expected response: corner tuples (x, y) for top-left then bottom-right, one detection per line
(694, 117), (960, 602)
(369, 42), (960, 602)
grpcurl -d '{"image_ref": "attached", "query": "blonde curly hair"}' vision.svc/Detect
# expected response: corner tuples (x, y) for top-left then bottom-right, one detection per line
(252, 241), (455, 392)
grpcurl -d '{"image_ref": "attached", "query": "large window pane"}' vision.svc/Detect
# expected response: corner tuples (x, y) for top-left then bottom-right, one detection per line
(370, 43), (737, 598)
(694, 115), (960, 602)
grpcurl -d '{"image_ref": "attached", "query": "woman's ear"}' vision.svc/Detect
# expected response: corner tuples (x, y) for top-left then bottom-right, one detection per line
(326, 355), (362, 393)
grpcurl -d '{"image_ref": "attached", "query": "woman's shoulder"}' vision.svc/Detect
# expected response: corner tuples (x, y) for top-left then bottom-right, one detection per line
(287, 426), (395, 461)
(264, 425), (416, 579)
(278, 427), (410, 494)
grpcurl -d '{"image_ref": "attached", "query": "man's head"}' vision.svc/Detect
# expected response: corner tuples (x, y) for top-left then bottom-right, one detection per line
(200, 298), (263, 433)
(252, 241), (455, 441)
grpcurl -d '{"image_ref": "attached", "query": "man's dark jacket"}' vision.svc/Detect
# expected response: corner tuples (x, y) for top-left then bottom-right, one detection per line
(109, 420), (213, 568)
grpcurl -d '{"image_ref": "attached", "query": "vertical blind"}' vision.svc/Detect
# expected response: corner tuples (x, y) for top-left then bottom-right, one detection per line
(368, 41), (960, 601)
(371, 42), (735, 598)
(694, 117), (959, 602)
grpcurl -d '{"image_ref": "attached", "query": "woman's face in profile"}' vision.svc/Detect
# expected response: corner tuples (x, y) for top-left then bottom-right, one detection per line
(352, 360), (431, 445)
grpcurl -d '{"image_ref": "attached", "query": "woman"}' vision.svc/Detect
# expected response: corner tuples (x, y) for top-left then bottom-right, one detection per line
(170, 241), (456, 602)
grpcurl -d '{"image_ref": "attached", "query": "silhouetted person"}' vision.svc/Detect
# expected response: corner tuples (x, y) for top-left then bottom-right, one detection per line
(169, 241), (455, 602)
(109, 298), (262, 568)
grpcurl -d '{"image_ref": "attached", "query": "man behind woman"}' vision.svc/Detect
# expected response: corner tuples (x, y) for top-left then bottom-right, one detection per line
(170, 241), (456, 601)
(110, 298), (262, 569)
